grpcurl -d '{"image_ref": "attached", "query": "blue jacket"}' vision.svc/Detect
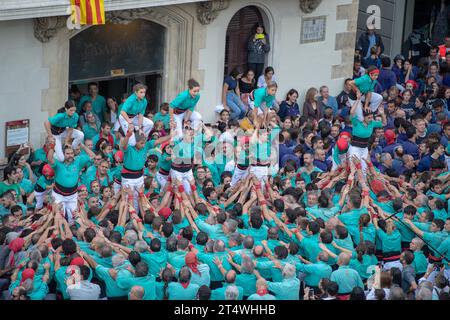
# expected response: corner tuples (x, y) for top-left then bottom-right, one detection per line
(376, 68), (397, 93)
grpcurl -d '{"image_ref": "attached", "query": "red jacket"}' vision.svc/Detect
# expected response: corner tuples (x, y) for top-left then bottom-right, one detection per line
(439, 45), (449, 58)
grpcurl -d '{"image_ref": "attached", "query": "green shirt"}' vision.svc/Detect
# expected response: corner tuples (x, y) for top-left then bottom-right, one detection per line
(35, 175), (53, 191)
(48, 112), (79, 129)
(140, 251), (168, 278)
(195, 217), (226, 241)
(9, 278), (48, 300)
(437, 237), (450, 267)
(267, 277), (300, 300)
(253, 87), (275, 109)
(424, 231), (448, 257)
(157, 152), (172, 173)
(116, 271), (157, 300)
(299, 234), (322, 262)
(122, 140), (154, 171)
(82, 123), (100, 140)
(235, 273), (257, 297)
(0, 182), (21, 200)
(296, 261), (332, 287)
(330, 265), (364, 294)
(167, 282), (199, 300)
(375, 228), (401, 253)
(338, 208), (368, 241)
(121, 93), (147, 116)
(32, 148), (48, 175)
(197, 252), (232, 282)
(351, 115), (383, 139)
(170, 89), (200, 111)
(412, 251), (428, 274)
(52, 155), (90, 188)
(250, 140), (272, 163)
(95, 265), (128, 298)
(349, 255), (378, 280)
(153, 112), (170, 129)
(167, 251), (187, 271)
(354, 74), (377, 94)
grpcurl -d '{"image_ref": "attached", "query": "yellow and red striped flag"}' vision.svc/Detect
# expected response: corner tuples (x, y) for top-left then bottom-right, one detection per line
(71, 0), (105, 25)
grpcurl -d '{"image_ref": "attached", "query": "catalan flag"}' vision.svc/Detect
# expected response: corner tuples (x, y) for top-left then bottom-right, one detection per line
(71, 0), (105, 25)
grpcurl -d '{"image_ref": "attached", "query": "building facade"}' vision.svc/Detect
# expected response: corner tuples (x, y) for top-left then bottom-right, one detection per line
(0, 0), (359, 160)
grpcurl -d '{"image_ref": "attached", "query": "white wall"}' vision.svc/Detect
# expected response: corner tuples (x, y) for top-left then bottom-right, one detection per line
(0, 0), (355, 159)
(0, 19), (49, 160)
(197, 0), (354, 122)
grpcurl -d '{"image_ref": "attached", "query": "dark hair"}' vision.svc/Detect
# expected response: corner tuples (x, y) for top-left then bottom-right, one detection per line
(4, 166), (17, 179)
(62, 239), (77, 256)
(128, 251), (142, 267)
(79, 265), (91, 280)
(264, 66), (275, 76)
(349, 287), (366, 300)
(285, 89), (299, 101)
(197, 285), (212, 300)
(229, 67), (241, 79)
(253, 23), (266, 35)
(381, 56), (391, 68)
(188, 79), (200, 89)
(196, 231), (209, 245)
(150, 238), (161, 252)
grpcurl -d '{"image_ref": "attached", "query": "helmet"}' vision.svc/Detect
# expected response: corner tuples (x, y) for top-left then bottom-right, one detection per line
(114, 150), (124, 163)
(42, 164), (55, 179)
(336, 138), (349, 152)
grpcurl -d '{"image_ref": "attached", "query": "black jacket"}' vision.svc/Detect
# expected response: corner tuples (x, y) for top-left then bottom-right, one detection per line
(357, 32), (384, 57)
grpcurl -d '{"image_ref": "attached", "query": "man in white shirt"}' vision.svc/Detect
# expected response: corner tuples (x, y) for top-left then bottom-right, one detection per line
(66, 265), (101, 300)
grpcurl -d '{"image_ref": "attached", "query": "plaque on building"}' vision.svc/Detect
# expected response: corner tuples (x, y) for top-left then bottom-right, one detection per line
(300, 15), (326, 44)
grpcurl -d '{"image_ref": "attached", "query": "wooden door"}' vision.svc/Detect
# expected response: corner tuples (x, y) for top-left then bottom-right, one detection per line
(225, 6), (264, 76)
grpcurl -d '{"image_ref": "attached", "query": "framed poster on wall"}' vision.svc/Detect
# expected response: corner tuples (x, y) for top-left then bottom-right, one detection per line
(5, 119), (30, 158)
(301, 16), (327, 44)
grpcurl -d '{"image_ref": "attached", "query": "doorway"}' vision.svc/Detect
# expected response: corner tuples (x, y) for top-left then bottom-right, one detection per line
(224, 6), (264, 76)
(69, 19), (165, 113)
(71, 73), (162, 114)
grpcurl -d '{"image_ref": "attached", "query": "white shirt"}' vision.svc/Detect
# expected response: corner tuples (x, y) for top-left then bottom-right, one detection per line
(257, 74), (278, 88)
(67, 280), (101, 300)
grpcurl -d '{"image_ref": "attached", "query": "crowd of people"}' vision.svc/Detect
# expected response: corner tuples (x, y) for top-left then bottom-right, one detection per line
(0, 24), (450, 301)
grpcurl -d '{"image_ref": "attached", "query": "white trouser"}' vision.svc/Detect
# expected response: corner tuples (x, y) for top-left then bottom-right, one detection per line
(250, 165), (269, 191)
(248, 98), (264, 115)
(170, 169), (194, 195)
(52, 190), (78, 223)
(122, 176), (144, 212)
(34, 190), (50, 209)
(113, 181), (121, 194)
(156, 171), (169, 190)
(331, 151), (348, 171)
(348, 92), (383, 121)
(118, 114), (153, 147)
(383, 260), (403, 272)
(54, 129), (85, 162)
(173, 111), (202, 138)
(348, 145), (369, 174)
(231, 166), (249, 187)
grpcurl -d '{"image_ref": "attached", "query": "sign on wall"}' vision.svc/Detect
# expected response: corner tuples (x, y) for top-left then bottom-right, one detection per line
(300, 15), (327, 44)
(5, 119), (30, 158)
